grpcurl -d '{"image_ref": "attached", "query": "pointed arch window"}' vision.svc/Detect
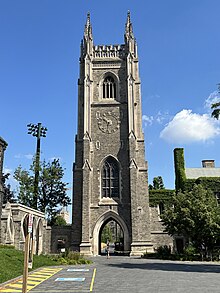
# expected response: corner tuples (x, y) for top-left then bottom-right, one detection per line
(102, 157), (119, 198)
(103, 76), (116, 99)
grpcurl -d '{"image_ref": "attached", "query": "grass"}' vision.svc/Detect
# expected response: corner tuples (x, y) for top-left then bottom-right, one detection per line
(0, 245), (92, 284)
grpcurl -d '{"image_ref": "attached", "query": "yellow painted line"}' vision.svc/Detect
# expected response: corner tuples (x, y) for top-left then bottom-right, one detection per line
(40, 268), (59, 271)
(7, 284), (34, 290)
(27, 277), (47, 280)
(17, 281), (37, 285)
(6, 284), (22, 288)
(90, 268), (96, 292)
(0, 268), (62, 293)
(0, 289), (21, 292)
(31, 271), (54, 276)
(26, 268), (62, 291)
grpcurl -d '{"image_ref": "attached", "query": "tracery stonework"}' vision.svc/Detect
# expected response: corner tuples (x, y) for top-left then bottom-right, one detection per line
(71, 12), (154, 256)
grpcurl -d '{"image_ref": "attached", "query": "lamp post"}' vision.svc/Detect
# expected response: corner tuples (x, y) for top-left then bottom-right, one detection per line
(27, 123), (47, 210)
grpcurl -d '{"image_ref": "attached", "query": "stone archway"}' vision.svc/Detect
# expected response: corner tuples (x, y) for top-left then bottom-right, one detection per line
(92, 211), (130, 255)
(35, 219), (43, 255)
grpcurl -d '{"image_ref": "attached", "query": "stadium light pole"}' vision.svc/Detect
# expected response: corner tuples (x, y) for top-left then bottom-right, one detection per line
(27, 123), (47, 210)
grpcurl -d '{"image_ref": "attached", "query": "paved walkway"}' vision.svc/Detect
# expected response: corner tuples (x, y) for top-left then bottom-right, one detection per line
(1, 256), (220, 293)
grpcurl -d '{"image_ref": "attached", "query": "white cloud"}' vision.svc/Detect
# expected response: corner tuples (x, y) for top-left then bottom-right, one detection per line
(14, 153), (33, 160)
(155, 111), (169, 124)
(204, 91), (220, 112)
(49, 157), (61, 162)
(142, 115), (154, 126)
(25, 154), (33, 160)
(142, 111), (169, 127)
(160, 109), (220, 144)
(3, 167), (18, 189)
(3, 168), (13, 175)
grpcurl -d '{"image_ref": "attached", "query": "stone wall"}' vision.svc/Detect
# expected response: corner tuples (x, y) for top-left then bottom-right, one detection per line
(49, 225), (72, 253)
(1, 203), (46, 254)
(150, 206), (173, 251)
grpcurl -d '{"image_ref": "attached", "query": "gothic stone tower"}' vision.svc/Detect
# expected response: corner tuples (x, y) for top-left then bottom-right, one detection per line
(72, 12), (153, 256)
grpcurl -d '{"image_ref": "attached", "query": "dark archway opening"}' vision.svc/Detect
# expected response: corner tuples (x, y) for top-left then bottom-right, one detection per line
(98, 218), (124, 256)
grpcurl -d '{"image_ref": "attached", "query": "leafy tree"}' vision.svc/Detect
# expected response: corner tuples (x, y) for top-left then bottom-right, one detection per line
(161, 184), (220, 256)
(14, 167), (34, 207)
(149, 176), (165, 190)
(211, 84), (220, 120)
(14, 158), (70, 223)
(101, 224), (113, 243)
(52, 215), (67, 226)
(2, 173), (16, 204)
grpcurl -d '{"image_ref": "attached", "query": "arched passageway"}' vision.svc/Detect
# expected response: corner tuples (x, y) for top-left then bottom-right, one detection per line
(92, 211), (130, 256)
(99, 218), (124, 255)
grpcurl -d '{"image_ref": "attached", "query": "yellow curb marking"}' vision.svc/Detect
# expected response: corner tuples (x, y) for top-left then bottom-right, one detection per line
(90, 268), (96, 292)
(0, 268), (62, 293)
(0, 289), (22, 293)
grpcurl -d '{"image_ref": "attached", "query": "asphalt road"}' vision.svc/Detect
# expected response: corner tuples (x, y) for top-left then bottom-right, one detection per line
(1, 256), (220, 293)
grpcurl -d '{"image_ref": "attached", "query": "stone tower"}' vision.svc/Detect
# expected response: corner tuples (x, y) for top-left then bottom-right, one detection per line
(72, 12), (153, 256)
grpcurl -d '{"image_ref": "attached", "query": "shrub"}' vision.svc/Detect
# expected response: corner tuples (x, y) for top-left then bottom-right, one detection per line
(156, 245), (172, 259)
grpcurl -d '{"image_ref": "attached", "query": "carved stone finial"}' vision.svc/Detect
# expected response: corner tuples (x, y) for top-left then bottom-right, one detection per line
(84, 12), (93, 40)
(125, 10), (133, 37)
(127, 10), (131, 25)
(86, 12), (91, 26)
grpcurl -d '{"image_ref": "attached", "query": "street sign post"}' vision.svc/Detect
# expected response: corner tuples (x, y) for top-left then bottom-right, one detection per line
(22, 214), (33, 293)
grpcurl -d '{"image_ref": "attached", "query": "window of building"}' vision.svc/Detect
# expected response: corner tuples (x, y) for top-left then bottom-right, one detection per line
(103, 76), (116, 99)
(102, 157), (119, 198)
(215, 192), (220, 204)
(158, 202), (165, 215)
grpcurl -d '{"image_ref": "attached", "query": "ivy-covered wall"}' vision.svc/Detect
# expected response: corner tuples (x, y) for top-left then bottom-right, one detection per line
(149, 189), (174, 207)
(195, 177), (220, 192)
(174, 148), (186, 191)
(174, 147), (220, 193)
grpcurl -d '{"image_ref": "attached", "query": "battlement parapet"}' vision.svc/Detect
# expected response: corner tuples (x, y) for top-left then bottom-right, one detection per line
(93, 44), (126, 58)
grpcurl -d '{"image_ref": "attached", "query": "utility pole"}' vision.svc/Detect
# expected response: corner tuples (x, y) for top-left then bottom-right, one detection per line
(27, 123), (47, 210)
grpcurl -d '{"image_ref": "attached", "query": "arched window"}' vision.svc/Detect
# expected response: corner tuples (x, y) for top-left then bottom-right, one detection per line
(103, 76), (116, 99)
(102, 157), (119, 198)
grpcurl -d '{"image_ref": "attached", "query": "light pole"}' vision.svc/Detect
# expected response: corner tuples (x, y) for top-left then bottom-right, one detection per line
(27, 123), (47, 210)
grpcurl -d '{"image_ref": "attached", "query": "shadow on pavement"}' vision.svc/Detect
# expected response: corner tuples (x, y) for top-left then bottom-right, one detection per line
(107, 261), (220, 273)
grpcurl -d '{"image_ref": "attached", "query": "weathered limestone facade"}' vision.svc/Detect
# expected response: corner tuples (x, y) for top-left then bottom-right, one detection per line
(1, 203), (46, 254)
(150, 206), (173, 250)
(72, 13), (154, 256)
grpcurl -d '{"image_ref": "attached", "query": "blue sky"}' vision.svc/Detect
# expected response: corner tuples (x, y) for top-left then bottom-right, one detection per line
(1, 0), (220, 205)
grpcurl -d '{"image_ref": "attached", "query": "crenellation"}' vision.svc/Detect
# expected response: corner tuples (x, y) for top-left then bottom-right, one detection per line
(93, 44), (126, 58)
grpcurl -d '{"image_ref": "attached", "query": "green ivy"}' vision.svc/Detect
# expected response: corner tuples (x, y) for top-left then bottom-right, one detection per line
(174, 148), (186, 191)
(195, 177), (220, 191)
(174, 147), (220, 193)
(149, 189), (175, 206)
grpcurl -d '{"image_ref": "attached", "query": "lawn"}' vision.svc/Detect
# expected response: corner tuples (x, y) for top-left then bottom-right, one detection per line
(0, 245), (60, 284)
(0, 245), (91, 284)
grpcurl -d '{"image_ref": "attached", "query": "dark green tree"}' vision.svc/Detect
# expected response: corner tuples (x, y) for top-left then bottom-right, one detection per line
(2, 173), (16, 204)
(39, 159), (70, 223)
(52, 215), (67, 226)
(14, 158), (70, 223)
(149, 176), (165, 190)
(14, 167), (34, 207)
(211, 84), (220, 120)
(101, 224), (113, 243)
(161, 184), (220, 256)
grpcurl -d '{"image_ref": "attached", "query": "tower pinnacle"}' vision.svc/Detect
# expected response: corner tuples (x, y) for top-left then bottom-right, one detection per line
(82, 12), (93, 56)
(125, 10), (134, 40)
(84, 12), (93, 40)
